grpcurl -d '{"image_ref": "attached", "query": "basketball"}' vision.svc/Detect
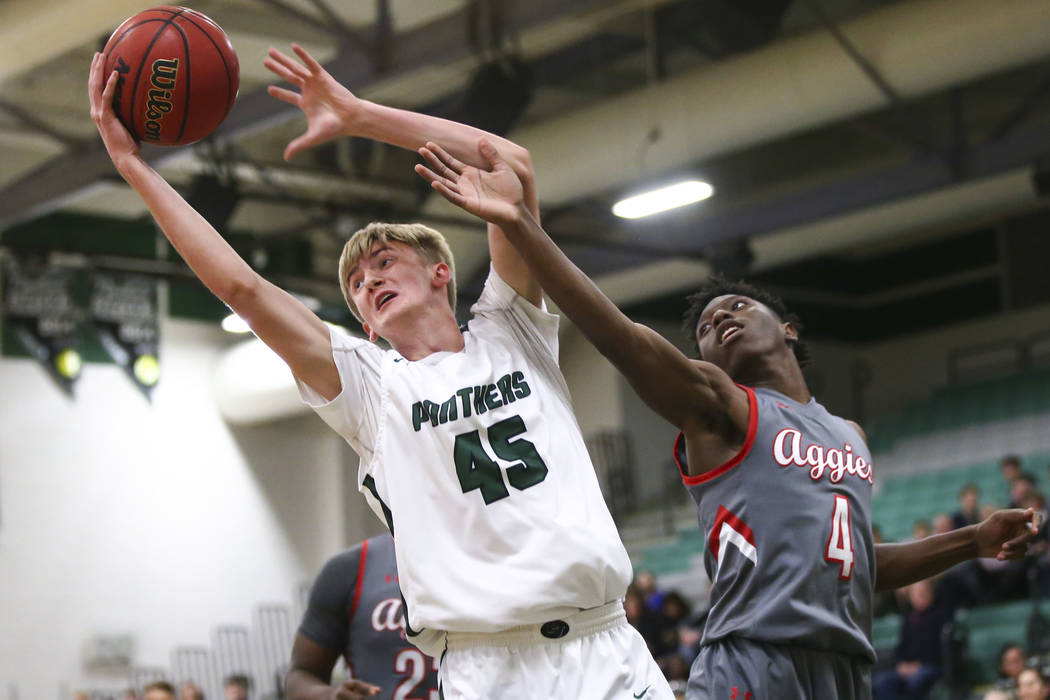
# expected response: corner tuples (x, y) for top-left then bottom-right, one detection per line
(102, 6), (239, 146)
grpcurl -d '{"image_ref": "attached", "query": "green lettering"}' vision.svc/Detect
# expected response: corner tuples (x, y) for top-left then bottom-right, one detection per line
(411, 401), (428, 432)
(439, 396), (458, 424)
(511, 371), (531, 399)
(453, 429), (509, 504)
(473, 386), (488, 415)
(482, 384), (503, 411)
(424, 400), (439, 427)
(484, 384), (503, 411)
(456, 387), (473, 418)
(495, 374), (515, 405)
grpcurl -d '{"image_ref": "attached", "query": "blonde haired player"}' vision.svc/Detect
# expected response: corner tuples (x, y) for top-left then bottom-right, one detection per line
(89, 44), (672, 699)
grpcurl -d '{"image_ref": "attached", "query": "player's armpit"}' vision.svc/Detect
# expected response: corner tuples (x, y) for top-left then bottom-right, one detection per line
(617, 323), (744, 431)
(232, 278), (342, 401)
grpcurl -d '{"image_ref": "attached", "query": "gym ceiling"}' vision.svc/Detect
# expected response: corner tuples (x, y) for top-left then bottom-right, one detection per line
(2, 0), (1050, 342)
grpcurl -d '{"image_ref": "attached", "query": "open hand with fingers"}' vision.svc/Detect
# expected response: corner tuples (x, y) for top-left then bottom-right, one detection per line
(415, 139), (530, 229)
(976, 507), (1042, 560)
(265, 43), (360, 161)
(88, 51), (140, 172)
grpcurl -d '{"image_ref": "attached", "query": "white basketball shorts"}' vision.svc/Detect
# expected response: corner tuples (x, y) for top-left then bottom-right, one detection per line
(437, 600), (674, 700)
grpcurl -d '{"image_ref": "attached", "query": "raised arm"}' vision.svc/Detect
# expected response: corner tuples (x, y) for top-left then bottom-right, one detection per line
(874, 507), (1039, 592)
(89, 53), (340, 399)
(265, 44), (540, 304)
(415, 139), (743, 433)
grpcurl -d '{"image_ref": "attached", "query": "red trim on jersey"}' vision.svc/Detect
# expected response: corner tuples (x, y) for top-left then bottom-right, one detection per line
(707, 504), (756, 562)
(349, 538), (369, 624)
(678, 385), (758, 486)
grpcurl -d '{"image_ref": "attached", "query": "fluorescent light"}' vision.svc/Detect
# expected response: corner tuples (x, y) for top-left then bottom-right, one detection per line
(612, 180), (714, 219)
(221, 313), (252, 334)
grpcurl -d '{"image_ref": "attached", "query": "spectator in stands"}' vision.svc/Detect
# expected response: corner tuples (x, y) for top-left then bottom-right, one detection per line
(656, 591), (693, 663)
(872, 578), (954, 700)
(933, 514), (953, 536)
(1017, 666), (1050, 700)
(912, 519), (932, 540)
(222, 675), (250, 700)
(1003, 455), (1024, 483)
(952, 483), (982, 530)
(178, 682), (204, 700)
(144, 682), (176, 700)
(635, 569), (665, 615)
(625, 583), (665, 659)
(1010, 473), (1040, 510)
(996, 642), (1026, 693)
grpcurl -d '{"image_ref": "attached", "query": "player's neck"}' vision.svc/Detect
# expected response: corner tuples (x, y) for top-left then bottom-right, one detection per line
(386, 309), (464, 360)
(737, 355), (811, 404)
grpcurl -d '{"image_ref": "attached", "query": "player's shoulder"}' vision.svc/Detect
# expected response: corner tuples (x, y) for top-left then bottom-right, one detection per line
(316, 541), (368, 581)
(845, 419), (868, 445)
(328, 324), (386, 357)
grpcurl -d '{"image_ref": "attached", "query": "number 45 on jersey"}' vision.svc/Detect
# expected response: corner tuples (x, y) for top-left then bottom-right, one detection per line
(453, 415), (548, 505)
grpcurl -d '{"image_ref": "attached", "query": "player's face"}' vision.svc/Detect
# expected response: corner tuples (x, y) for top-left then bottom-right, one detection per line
(346, 241), (446, 339)
(694, 294), (795, 376)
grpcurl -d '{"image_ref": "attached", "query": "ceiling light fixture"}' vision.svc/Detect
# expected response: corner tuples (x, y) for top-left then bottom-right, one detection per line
(612, 180), (714, 219)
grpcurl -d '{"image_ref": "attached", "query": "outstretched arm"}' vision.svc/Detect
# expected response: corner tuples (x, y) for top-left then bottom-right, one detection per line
(265, 44), (540, 304)
(874, 507), (1039, 592)
(415, 139), (743, 433)
(89, 52), (340, 399)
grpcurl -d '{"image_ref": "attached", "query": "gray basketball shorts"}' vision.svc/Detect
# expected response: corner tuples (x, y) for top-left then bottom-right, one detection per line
(687, 636), (873, 700)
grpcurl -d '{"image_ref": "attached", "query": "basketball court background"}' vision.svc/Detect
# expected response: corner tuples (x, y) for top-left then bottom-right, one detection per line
(2, 0), (1050, 696)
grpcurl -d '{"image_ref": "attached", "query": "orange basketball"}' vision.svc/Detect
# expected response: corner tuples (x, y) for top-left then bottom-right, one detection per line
(102, 6), (239, 146)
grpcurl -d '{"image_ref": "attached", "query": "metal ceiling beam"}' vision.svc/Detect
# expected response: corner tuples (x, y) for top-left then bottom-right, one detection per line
(0, 97), (87, 150)
(659, 121), (1050, 256)
(0, 0), (616, 230)
(562, 120), (1050, 281)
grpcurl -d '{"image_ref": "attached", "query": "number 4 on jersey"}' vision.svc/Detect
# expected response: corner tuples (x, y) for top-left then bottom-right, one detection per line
(825, 494), (855, 579)
(453, 415), (548, 505)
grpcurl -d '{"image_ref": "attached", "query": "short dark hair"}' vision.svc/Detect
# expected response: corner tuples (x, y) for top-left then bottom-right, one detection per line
(682, 274), (811, 367)
(223, 674), (250, 689)
(1002, 454), (1022, 468)
(959, 482), (979, 497)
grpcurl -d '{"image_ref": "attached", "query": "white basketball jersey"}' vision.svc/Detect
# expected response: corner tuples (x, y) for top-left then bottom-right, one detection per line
(298, 268), (632, 644)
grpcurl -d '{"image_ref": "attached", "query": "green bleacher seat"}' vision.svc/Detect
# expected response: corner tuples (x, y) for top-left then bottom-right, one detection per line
(871, 613), (901, 652)
(957, 600), (1037, 684)
(869, 369), (1050, 453)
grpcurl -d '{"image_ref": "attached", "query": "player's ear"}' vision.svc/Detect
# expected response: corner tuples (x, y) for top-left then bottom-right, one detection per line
(782, 321), (799, 344)
(431, 261), (451, 288)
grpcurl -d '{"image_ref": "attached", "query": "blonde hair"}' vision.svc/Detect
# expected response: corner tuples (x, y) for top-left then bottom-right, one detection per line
(338, 222), (456, 323)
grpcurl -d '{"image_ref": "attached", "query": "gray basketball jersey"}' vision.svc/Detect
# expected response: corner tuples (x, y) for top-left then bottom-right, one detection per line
(299, 535), (439, 699)
(675, 386), (876, 662)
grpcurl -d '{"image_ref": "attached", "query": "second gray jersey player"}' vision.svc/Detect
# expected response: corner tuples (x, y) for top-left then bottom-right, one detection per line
(675, 387), (876, 671)
(299, 535), (439, 699)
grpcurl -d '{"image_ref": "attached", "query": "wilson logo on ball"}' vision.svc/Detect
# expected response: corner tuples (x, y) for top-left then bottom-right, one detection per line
(103, 6), (239, 146)
(143, 58), (179, 142)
